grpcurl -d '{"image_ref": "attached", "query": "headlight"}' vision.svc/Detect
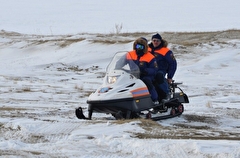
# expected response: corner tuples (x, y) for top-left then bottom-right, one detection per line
(107, 76), (119, 84)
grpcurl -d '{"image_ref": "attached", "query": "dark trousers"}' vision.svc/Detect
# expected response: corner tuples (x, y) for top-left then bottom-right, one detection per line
(141, 76), (158, 101)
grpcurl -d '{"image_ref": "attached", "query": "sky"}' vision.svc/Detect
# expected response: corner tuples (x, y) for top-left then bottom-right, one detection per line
(0, 0), (240, 157)
(1, 0), (240, 35)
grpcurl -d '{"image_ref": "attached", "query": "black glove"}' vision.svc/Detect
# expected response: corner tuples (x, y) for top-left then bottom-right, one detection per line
(140, 69), (148, 76)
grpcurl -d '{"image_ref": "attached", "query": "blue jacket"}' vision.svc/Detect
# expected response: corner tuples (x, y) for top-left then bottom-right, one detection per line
(126, 50), (158, 80)
(148, 43), (177, 79)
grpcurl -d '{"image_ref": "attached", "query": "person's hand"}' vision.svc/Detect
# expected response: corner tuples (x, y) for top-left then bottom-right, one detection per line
(167, 78), (172, 84)
(140, 67), (148, 76)
(141, 70), (148, 76)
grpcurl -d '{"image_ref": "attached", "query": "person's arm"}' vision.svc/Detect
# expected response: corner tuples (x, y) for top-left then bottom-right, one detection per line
(165, 50), (177, 80)
(144, 58), (158, 76)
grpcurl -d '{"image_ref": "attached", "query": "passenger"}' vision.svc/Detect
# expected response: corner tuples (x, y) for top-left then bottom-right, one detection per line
(148, 33), (177, 101)
(117, 37), (159, 105)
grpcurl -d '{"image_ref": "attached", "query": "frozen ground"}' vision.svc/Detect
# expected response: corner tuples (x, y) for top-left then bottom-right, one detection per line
(1, 0), (240, 157)
(0, 30), (240, 158)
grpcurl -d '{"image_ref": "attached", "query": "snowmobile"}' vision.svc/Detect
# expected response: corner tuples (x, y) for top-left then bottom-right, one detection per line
(75, 51), (189, 121)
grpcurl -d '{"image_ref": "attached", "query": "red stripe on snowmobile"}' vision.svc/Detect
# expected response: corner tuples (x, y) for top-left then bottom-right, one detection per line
(131, 87), (149, 97)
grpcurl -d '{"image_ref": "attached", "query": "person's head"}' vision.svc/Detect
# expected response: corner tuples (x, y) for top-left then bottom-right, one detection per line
(151, 33), (162, 48)
(133, 37), (148, 56)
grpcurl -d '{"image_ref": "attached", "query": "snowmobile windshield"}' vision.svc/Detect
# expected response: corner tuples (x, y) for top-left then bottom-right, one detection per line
(107, 51), (140, 78)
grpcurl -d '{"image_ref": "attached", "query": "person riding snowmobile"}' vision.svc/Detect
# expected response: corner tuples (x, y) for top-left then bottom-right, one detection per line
(148, 33), (177, 101)
(116, 37), (159, 104)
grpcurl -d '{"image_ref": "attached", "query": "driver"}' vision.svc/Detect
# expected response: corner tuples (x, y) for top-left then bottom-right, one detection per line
(117, 37), (159, 105)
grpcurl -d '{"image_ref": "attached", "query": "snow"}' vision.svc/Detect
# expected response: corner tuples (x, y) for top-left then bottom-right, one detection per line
(0, 0), (240, 157)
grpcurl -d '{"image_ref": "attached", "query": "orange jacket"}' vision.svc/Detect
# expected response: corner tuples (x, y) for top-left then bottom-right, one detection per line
(127, 50), (155, 63)
(126, 50), (158, 79)
(148, 46), (177, 79)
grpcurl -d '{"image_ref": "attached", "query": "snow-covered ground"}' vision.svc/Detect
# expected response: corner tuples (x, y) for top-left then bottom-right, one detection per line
(1, 0), (240, 157)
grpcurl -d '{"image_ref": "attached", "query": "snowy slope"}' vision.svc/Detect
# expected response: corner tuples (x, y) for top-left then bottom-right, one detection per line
(0, 0), (240, 157)
(1, 30), (240, 158)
